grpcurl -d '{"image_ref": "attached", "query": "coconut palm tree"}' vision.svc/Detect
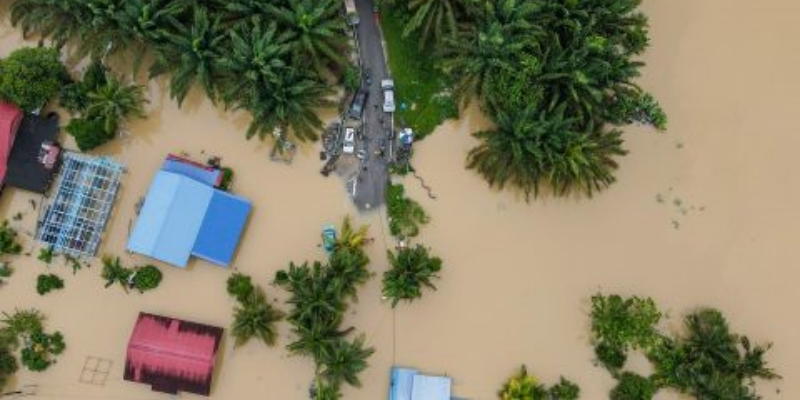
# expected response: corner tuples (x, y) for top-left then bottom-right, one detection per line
(439, 0), (541, 108)
(327, 248), (371, 302)
(150, 7), (225, 105)
(382, 244), (442, 307)
(268, 0), (349, 75)
(402, 0), (461, 49)
(231, 288), (284, 347)
(215, 22), (290, 107)
(85, 73), (146, 134)
(317, 335), (374, 388)
(286, 321), (348, 360)
(333, 216), (369, 251)
(236, 69), (334, 142)
(466, 105), (625, 199)
(100, 256), (131, 290)
(212, 0), (274, 30)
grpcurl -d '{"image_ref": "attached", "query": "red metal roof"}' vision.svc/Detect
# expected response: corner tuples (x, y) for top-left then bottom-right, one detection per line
(124, 313), (224, 396)
(0, 103), (22, 185)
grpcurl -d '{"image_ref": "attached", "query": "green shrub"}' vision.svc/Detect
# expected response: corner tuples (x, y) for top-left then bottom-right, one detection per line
(226, 272), (254, 303)
(0, 47), (67, 111)
(590, 294), (662, 353)
(343, 65), (360, 92)
(66, 116), (113, 151)
(0, 263), (12, 283)
(219, 167), (234, 191)
(37, 246), (54, 264)
(0, 221), (22, 256)
(0, 309), (44, 339)
(595, 341), (627, 371)
(549, 377), (580, 400)
(131, 265), (162, 292)
(20, 330), (65, 372)
(386, 183), (429, 239)
(610, 372), (656, 400)
(0, 347), (18, 391)
(499, 366), (547, 400)
(36, 274), (64, 295)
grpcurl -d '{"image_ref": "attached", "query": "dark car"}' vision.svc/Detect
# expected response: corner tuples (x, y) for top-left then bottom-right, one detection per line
(349, 91), (368, 119)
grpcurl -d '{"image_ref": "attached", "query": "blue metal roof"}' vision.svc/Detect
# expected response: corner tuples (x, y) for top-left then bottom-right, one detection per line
(191, 190), (251, 267)
(390, 367), (451, 400)
(127, 171), (212, 267)
(127, 165), (252, 268)
(161, 158), (221, 187)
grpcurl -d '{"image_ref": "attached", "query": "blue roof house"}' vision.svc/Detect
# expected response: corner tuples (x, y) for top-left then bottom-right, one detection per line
(390, 367), (452, 400)
(127, 158), (251, 268)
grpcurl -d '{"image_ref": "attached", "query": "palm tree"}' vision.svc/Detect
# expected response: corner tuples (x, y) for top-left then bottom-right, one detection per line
(286, 321), (348, 360)
(439, 0), (541, 108)
(115, 0), (191, 73)
(327, 248), (371, 302)
(317, 335), (374, 388)
(402, 0), (460, 49)
(382, 244), (442, 307)
(215, 22), (290, 107)
(333, 215), (369, 251)
(100, 256), (131, 290)
(231, 288), (284, 347)
(236, 69), (334, 142)
(150, 8), (225, 105)
(85, 73), (146, 134)
(268, 0), (349, 75)
(0, 221), (22, 256)
(466, 105), (625, 199)
(10, 0), (89, 48)
(276, 262), (346, 330)
(212, 0), (274, 30)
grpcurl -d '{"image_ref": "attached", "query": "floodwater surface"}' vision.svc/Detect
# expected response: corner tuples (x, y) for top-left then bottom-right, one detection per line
(0, 1), (799, 399)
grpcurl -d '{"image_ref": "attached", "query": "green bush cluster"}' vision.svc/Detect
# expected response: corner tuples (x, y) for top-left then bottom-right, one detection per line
(386, 183), (429, 239)
(0, 309), (65, 387)
(275, 216), (374, 399)
(499, 365), (580, 400)
(35, 274), (64, 296)
(382, 244), (442, 307)
(101, 256), (162, 293)
(219, 167), (234, 192)
(590, 293), (779, 399)
(0, 47), (68, 111)
(226, 273), (255, 303)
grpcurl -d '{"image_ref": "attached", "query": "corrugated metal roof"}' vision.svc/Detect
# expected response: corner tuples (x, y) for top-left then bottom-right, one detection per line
(192, 190), (251, 266)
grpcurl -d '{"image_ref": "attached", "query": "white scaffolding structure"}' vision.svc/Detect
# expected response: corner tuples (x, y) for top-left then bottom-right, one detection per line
(36, 152), (124, 258)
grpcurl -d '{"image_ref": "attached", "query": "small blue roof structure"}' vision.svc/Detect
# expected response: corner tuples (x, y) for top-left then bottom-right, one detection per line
(390, 367), (452, 400)
(161, 155), (221, 187)
(127, 161), (251, 268)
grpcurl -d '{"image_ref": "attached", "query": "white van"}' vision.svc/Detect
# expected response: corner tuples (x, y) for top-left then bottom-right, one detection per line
(343, 127), (355, 154)
(381, 79), (395, 113)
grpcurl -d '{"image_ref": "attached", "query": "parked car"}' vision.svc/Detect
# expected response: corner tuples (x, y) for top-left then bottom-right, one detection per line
(349, 91), (368, 119)
(381, 79), (395, 113)
(343, 127), (355, 154)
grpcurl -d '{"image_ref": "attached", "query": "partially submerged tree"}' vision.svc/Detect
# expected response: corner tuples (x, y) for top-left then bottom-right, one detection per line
(382, 244), (442, 307)
(0, 46), (68, 111)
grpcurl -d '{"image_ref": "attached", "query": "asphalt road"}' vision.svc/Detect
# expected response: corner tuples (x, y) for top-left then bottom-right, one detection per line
(352, 0), (392, 211)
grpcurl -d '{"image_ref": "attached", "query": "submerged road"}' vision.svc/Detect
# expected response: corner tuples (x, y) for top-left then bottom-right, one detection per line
(352, 0), (391, 211)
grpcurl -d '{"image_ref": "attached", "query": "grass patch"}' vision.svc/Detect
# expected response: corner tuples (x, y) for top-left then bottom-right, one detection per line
(379, 8), (457, 138)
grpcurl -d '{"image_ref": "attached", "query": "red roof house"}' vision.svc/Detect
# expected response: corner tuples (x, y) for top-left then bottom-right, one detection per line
(0, 103), (22, 186)
(124, 313), (224, 396)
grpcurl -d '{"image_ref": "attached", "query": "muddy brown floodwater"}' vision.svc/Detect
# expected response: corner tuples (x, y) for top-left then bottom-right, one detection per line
(0, 0), (799, 399)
